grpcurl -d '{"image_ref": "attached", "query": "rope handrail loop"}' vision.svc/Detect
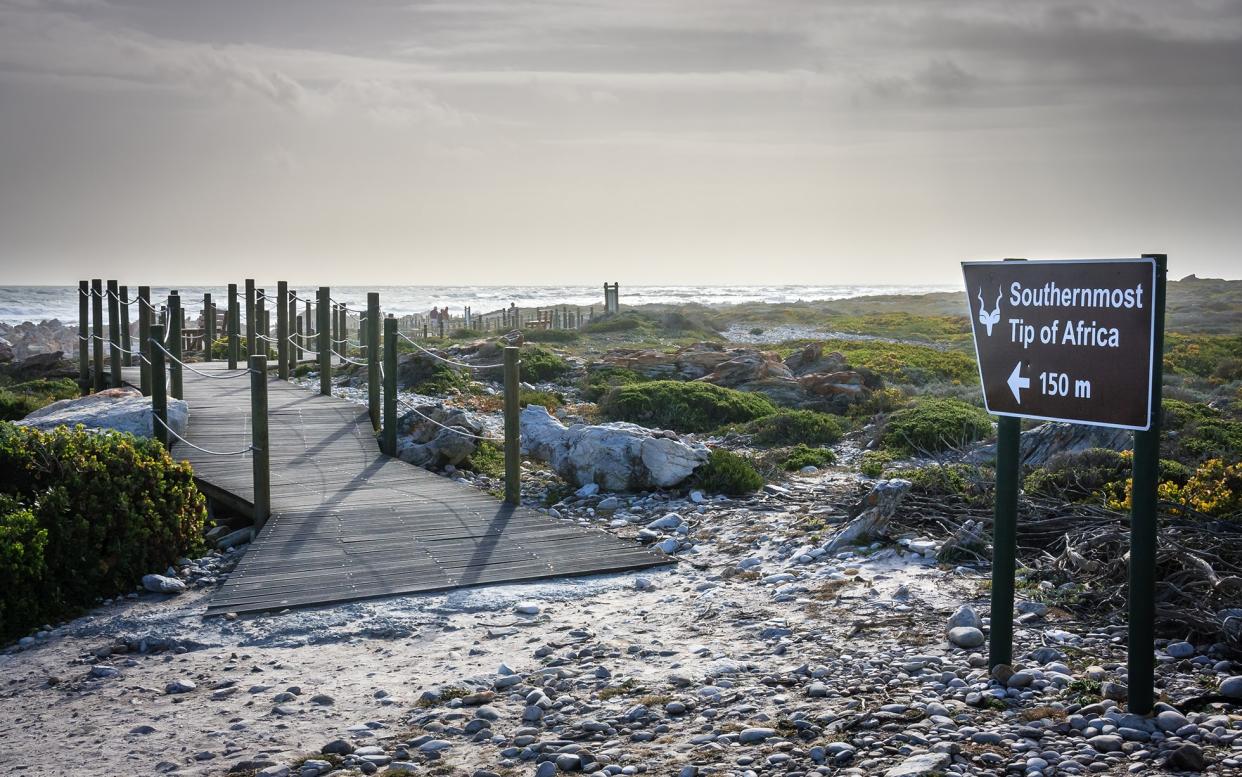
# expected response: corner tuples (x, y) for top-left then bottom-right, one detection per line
(148, 338), (255, 379)
(394, 331), (504, 370)
(329, 348), (369, 366)
(394, 397), (504, 442)
(152, 414), (257, 456)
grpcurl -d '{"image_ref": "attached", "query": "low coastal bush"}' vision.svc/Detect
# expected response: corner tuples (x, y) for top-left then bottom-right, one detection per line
(524, 329), (581, 344)
(0, 424), (205, 641)
(695, 449), (764, 495)
(462, 441), (505, 479)
(520, 345), (571, 383)
(601, 380), (777, 433)
(584, 313), (646, 334)
(1023, 448), (1131, 502)
(583, 366), (647, 402)
(209, 336), (247, 360)
(741, 410), (843, 447)
(0, 378), (78, 421)
(783, 444), (836, 471)
(0, 496), (47, 642)
(1161, 399), (1242, 464)
(879, 397), (993, 454)
(1163, 333), (1242, 381)
(414, 362), (469, 395)
(1102, 456), (1239, 517)
(859, 450), (896, 477)
(896, 463), (993, 504)
(519, 388), (562, 412)
(781, 339), (977, 387)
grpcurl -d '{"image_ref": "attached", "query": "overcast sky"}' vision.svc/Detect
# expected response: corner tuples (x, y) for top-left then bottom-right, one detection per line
(0, 0), (1239, 285)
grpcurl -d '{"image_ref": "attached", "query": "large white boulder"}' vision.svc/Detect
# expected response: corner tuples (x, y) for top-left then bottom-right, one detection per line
(520, 405), (709, 491)
(17, 387), (188, 439)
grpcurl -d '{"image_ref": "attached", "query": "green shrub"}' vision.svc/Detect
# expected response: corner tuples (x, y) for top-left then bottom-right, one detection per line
(601, 380), (777, 433)
(520, 388), (562, 412)
(783, 444), (836, 471)
(584, 313), (646, 334)
(0, 378), (79, 421)
(449, 328), (484, 340)
(896, 463), (993, 504)
(695, 449), (764, 495)
(413, 361), (469, 395)
(583, 366), (646, 402)
(880, 398), (993, 454)
(209, 336), (248, 360)
(1023, 448), (1131, 501)
(742, 410), (843, 446)
(524, 329), (581, 344)
(0, 423), (205, 639)
(1161, 399), (1242, 464)
(1163, 333), (1242, 380)
(780, 338), (977, 386)
(0, 496), (47, 641)
(462, 441), (505, 478)
(520, 345), (571, 383)
(859, 450), (896, 477)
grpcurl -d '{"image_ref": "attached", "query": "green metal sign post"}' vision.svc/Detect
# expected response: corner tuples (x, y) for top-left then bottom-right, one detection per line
(964, 255), (1165, 714)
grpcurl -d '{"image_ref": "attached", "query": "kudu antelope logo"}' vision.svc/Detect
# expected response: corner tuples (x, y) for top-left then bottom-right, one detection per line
(976, 287), (1002, 336)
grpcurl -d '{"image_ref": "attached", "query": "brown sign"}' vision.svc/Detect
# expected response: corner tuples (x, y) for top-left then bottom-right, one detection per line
(962, 259), (1157, 430)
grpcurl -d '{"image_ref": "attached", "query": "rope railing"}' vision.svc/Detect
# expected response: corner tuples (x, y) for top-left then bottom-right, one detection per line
(148, 339), (255, 380)
(395, 397), (504, 442)
(152, 413), (257, 456)
(330, 348), (369, 367)
(395, 331), (503, 370)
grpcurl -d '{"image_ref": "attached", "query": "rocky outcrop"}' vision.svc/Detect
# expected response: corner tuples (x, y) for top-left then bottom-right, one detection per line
(17, 387), (189, 439)
(396, 404), (487, 467)
(967, 421), (1133, 467)
(0, 351), (78, 382)
(821, 479), (912, 553)
(520, 405), (709, 491)
(0, 319), (80, 361)
(783, 342), (848, 376)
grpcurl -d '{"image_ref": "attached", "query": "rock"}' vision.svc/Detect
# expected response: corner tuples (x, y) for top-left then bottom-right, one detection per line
(821, 479), (911, 553)
(1087, 734), (1123, 752)
(948, 627), (985, 648)
(89, 665), (119, 679)
(884, 752), (951, 777)
(215, 527), (254, 550)
(947, 605), (981, 631)
(395, 404), (486, 467)
(141, 574), (187, 594)
(17, 388), (189, 439)
(165, 679), (196, 694)
(798, 370), (867, 399)
(968, 421), (1132, 466)
(575, 483), (599, 498)
(1155, 710), (1190, 733)
(1, 351), (77, 381)
(695, 350), (793, 387)
(520, 405), (710, 490)
(1219, 675), (1242, 698)
(1166, 641), (1195, 658)
(738, 727), (775, 744)
(1166, 743), (1207, 772)
(514, 602), (541, 615)
(1101, 681), (1128, 701)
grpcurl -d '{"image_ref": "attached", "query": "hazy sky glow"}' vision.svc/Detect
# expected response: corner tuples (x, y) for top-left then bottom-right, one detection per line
(1, 0), (1239, 285)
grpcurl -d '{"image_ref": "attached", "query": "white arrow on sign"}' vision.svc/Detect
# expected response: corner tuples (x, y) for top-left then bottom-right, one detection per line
(1008, 361), (1030, 404)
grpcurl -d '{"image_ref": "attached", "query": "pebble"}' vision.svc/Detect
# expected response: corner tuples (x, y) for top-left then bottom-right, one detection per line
(1220, 675), (1242, 698)
(947, 626), (985, 648)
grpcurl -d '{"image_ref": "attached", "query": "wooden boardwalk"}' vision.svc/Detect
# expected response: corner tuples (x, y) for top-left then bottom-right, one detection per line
(122, 363), (668, 615)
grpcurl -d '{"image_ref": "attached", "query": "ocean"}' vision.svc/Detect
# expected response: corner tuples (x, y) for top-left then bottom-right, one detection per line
(0, 284), (960, 325)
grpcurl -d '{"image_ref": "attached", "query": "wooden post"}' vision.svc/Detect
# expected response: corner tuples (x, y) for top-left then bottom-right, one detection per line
(168, 291), (183, 400)
(317, 286), (331, 395)
(150, 324), (168, 447)
(119, 286), (132, 367)
(106, 280), (122, 387)
(383, 316), (397, 456)
(503, 346), (521, 505)
(439, 315), (445, 338)
(138, 286), (152, 395)
(277, 281), (289, 380)
(255, 289), (266, 358)
(367, 293), (380, 431)
(91, 278), (104, 391)
(203, 292), (214, 362)
(423, 324), (428, 339)
(287, 290), (298, 374)
(77, 281), (89, 389)
(295, 315), (304, 362)
(250, 353), (271, 529)
(244, 279), (256, 359)
(331, 302), (340, 362)
(227, 283), (240, 369)
(304, 299), (313, 347)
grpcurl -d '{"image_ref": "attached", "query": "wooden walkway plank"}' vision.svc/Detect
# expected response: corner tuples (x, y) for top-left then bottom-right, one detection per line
(120, 364), (669, 615)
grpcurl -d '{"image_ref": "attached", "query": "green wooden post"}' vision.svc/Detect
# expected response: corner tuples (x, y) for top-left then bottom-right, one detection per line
(1128, 253), (1167, 715)
(168, 291), (183, 400)
(106, 280), (122, 387)
(250, 353), (271, 529)
(255, 289), (267, 358)
(317, 286), (331, 395)
(295, 314), (304, 362)
(203, 292), (214, 361)
(503, 346), (521, 505)
(77, 280), (89, 389)
(119, 285), (132, 368)
(383, 316), (397, 455)
(138, 286), (152, 395)
(227, 283), (240, 369)
(367, 293), (380, 431)
(287, 290), (298, 373)
(331, 302), (341, 363)
(150, 324), (168, 448)
(244, 278), (256, 359)
(91, 278), (104, 391)
(989, 416), (1020, 669)
(304, 299), (313, 348)
(277, 281), (289, 380)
